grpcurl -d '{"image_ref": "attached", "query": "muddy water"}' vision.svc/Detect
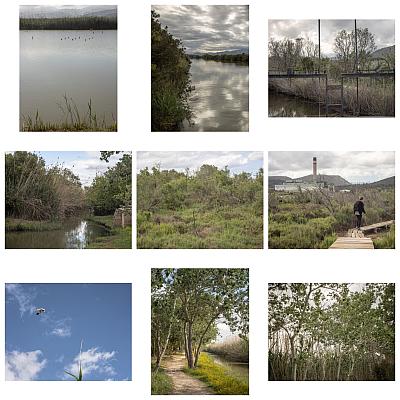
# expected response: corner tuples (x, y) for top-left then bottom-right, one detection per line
(6, 218), (110, 249)
(268, 91), (323, 117)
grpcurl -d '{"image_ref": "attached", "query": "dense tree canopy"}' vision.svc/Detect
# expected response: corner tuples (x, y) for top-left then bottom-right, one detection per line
(268, 283), (395, 381)
(86, 153), (132, 215)
(152, 268), (249, 369)
(151, 10), (192, 131)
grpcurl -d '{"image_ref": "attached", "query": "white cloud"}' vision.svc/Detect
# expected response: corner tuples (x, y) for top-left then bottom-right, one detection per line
(48, 318), (72, 338)
(64, 347), (117, 379)
(6, 350), (47, 381)
(137, 151), (262, 174)
(6, 284), (36, 317)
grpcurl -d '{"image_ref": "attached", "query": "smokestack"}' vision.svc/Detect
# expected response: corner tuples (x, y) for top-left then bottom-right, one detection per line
(313, 157), (317, 180)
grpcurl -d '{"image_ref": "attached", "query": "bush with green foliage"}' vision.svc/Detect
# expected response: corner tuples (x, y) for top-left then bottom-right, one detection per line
(151, 10), (192, 131)
(138, 165), (263, 248)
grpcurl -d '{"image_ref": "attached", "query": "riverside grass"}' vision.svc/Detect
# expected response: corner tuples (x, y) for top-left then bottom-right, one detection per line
(184, 353), (248, 395)
(151, 365), (173, 395)
(86, 215), (132, 249)
(21, 95), (117, 132)
(5, 218), (62, 232)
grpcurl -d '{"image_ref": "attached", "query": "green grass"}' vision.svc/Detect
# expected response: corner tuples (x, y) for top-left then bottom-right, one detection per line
(137, 205), (263, 249)
(86, 215), (132, 249)
(5, 218), (62, 232)
(373, 225), (395, 249)
(151, 365), (173, 395)
(21, 95), (117, 132)
(184, 353), (249, 395)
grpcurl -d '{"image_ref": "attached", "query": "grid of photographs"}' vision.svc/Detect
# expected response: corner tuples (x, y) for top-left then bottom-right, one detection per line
(0, 1), (398, 400)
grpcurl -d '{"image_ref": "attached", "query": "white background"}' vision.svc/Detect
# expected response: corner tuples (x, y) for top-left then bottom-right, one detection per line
(0, 0), (398, 399)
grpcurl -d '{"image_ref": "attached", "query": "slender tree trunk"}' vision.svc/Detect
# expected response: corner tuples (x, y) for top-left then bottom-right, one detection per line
(336, 345), (342, 381)
(186, 321), (194, 368)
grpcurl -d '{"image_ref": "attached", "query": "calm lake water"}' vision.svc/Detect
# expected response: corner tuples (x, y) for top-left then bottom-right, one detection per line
(268, 91), (322, 117)
(20, 30), (117, 127)
(207, 353), (249, 383)
(6, 218), (110, 249)
(183, 59), (249, 131)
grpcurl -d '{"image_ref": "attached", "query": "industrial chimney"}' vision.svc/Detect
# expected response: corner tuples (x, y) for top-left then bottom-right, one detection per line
(312, 157), (317, 180)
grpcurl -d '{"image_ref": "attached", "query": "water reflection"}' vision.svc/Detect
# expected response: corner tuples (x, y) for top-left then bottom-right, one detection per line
(268, 91), (322, 117)
(20, 30), (117, 126)
(183, 59), (249, 131)
(207, 353), (249, 383)
(5, 219), (110, 249)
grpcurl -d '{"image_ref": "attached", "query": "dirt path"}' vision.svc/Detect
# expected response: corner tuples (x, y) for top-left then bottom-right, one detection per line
(162, 353), (214, 395)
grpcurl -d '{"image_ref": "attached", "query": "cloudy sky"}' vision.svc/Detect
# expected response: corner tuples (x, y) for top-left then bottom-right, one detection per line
(20, 5), (117, 18)
(269, 19), (395, 56)
(153, 5), (249, 53)
(6, 283), (131, 381)
(268, 151), (395, 183)
(137, 151), (263, 175)
(34, 151), (128, 187)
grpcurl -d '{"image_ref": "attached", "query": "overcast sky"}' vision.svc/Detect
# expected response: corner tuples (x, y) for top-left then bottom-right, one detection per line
(137, 151), (263, 175)
(152, 5), (249, 53)
(268, 151), (395, 183)
(20, 5), (117, 18)
(269, 19), (395, 56)
(36, 151), (127, 187)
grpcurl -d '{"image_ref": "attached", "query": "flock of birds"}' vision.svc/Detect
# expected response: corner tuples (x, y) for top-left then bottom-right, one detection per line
(31, 31), (104, 41)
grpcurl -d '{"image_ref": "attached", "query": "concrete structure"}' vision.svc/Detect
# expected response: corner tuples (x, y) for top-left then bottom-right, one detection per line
(113, 206), (132, 228)
(274, 181), (324, 192)
(313, 157), (317, 180)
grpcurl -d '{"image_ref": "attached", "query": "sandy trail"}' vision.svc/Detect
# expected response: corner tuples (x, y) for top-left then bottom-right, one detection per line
(162, 353), (214, 395)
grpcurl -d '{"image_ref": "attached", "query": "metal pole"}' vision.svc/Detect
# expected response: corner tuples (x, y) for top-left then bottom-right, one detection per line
(355, 19), (359, 116)
(318, 19), (321, 117)
(341, 76), (344, 116)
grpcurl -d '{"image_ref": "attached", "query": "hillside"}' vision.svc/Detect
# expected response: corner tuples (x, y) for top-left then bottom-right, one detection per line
(365, 176), (395, 188)
(299, 174), (351, 186)
(268, 176), (291, 188)
(371, 45), (395, 59)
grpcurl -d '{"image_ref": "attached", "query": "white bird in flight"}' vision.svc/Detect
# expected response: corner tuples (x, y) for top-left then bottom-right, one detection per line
(35, 308), (45, 315)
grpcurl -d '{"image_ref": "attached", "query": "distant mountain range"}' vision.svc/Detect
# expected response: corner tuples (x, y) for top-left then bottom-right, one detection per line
(189, 47), (249, 57)
(371, 45), (395, 59)
(268, 174), (395, 188)
(20, 6), (117, 19)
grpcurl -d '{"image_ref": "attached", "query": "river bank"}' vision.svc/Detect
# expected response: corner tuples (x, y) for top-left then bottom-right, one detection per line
(86, 215), (132, 249)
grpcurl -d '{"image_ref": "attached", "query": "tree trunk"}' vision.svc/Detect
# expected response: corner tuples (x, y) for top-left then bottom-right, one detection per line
(186, 321), (194, 369)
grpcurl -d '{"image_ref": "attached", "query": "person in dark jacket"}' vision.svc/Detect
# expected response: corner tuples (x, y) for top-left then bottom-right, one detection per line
(353, 196), (366, 229)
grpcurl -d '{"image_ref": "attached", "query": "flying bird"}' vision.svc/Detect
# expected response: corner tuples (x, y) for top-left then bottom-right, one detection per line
(35, 308), (45, 315)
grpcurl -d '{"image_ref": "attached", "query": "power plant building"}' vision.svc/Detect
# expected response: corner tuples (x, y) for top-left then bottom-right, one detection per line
(274, 157), (333, 192)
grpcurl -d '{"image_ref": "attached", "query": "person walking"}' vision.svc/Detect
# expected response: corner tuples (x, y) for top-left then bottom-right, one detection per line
(353, 196), (366, 229)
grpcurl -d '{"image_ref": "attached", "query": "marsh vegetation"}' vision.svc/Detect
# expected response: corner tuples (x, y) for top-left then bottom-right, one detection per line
(137, 164), (263, 249)
(268, 283), (395, 381)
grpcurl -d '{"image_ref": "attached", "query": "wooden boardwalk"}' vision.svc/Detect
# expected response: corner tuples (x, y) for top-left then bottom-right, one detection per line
(360, 220), (394, 233)
(330, 228), (374, 249)
(329, 237), (374, 249)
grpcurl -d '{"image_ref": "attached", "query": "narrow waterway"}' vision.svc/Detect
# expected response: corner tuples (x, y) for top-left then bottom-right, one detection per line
(207, 353), (249, 383)
(5, 218), (110, 249)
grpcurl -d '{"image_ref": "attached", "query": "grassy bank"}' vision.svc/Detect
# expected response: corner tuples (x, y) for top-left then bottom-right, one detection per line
(269, 78), (394, 117)
(184, 353), (248, 395)
(21, 97), (117, 132)
(86, 215), (132, 249)
(373, 225), (395, 249)
(138, 205), (262, 249)
(151, 364), (173, 395)
(5, 218), (62, 232)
